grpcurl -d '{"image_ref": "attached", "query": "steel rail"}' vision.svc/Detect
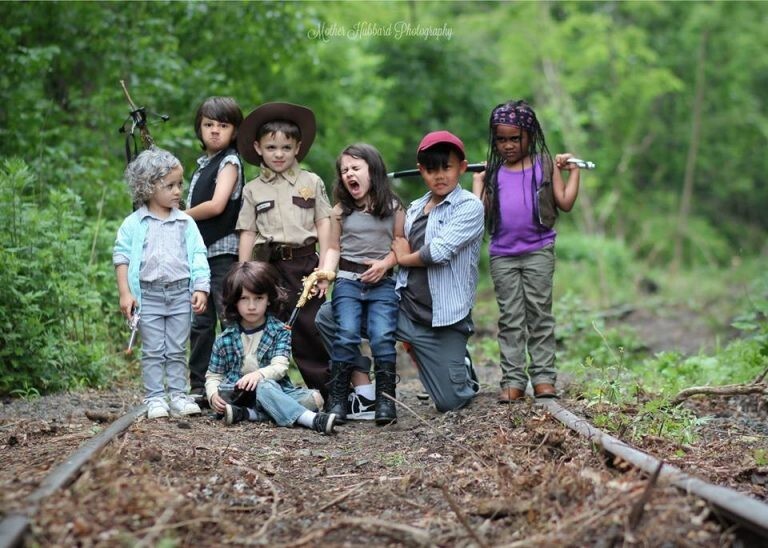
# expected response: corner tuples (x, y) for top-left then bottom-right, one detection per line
(537, 397), (768, 540)
(0, 404), (147, 548)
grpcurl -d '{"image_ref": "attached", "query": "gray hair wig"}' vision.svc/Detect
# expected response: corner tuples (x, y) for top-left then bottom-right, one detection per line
(124, 147), (182, 206)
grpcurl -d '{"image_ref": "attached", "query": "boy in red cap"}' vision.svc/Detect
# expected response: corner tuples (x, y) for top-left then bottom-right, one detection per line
(316, 130), (484, 412)
(235, 102), (332, 395)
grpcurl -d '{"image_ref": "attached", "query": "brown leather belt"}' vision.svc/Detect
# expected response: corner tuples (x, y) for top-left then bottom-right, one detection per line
(339, 258), (393, 277)
(270, 243), (316, 261)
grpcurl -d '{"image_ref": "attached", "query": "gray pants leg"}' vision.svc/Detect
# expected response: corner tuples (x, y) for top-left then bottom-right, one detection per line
(317, 301), (474, 410)
(491, 245), (556, 390)
(139, 284), (192, 400)
(396, 313), (475, 413)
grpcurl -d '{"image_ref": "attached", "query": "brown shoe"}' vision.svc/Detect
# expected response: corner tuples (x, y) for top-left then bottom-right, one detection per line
(533, 383), (557, 398)
(498, 387), (525, 403)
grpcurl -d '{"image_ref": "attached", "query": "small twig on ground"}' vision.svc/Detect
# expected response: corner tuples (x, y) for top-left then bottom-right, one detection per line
(286, 517), (433, 547)
(135, 496), (183, 548)
(628, 461), (663, 531)
(752, 366), (768, 384)
(382, 393), (488, 465)
(233, 461), (280, 542)
(533, 432), (550, 453)
(440, 484), (489, 548)
(317, 479), (371, 512)
(671, 383), (767, 405)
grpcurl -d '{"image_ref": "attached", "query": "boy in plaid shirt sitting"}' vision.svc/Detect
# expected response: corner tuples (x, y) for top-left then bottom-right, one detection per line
(205, 261), (337, 434)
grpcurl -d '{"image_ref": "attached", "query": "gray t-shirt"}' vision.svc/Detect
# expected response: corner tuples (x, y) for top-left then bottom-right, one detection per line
(338, 208), (396, 281)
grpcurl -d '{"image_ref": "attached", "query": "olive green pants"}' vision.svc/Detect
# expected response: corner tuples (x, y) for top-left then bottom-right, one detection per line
(490, 245), (557, 391)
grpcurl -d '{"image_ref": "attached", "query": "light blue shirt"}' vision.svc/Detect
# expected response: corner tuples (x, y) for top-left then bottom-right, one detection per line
(113, 206), (211, 310)
(395, 185), (484, 327)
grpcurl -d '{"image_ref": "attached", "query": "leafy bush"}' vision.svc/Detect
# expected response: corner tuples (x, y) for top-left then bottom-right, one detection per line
(555, 232), (638, 304)
(0, 159), (119, 396)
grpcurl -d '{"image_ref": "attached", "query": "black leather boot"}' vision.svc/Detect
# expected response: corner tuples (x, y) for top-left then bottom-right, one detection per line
(326, 361), (352, 423)
(374, 362), (397, 425)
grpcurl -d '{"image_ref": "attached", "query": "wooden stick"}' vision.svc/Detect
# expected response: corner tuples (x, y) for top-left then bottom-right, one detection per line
(286, 517), (432, 547)
(440, 484), (489, 548)
(672, 383), (767, 405)
(317, 480), (371, 512)
(382, 393), (488, 465)
(628, 461), (663, 531)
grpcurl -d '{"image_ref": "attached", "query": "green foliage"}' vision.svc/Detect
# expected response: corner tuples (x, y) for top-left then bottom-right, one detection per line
(0, 159), (118, 396)
(0, 0), (766, 396)
(554, 232), (638, 303)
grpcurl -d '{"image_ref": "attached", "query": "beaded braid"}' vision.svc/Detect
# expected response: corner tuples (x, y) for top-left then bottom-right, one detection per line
(481, 100), (553, 235)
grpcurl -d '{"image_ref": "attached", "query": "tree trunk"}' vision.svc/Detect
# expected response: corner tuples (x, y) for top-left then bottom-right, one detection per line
(673, 30), (708, 272)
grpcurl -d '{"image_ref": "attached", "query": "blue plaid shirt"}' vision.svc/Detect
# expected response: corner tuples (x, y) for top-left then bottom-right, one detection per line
(208, 315), (292, 390)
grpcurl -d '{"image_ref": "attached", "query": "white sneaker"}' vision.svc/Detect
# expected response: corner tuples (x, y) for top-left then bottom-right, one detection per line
(169, 394), (202, 417)
(146, 397), (170, 419)
(347, 393), (376, 421)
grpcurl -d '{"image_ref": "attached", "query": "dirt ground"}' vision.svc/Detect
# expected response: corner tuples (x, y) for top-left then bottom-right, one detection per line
(2, 302), (767, 546)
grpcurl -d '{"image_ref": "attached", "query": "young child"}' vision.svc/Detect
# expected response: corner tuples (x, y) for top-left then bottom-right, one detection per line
(236, 102), (332, 394)
(185, 96), (244, 403)
(113, 147), (210, 419)
(316, 144), (405, 425)
(472, 100), (580, 403)
(205, 261), (336, 435)
(316, 131), (485, 413)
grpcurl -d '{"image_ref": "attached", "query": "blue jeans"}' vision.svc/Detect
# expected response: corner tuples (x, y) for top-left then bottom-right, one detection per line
(239, 379), (318, 427)
(331, 277), (398, 364)
(138, 280), (192, 401)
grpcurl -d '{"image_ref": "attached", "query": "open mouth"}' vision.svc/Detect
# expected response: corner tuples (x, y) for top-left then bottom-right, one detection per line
(347, 181), (361, 193)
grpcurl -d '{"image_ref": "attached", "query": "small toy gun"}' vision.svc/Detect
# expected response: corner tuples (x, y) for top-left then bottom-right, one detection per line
(285, 270), (337, 329)
(125, 310), (140, 355)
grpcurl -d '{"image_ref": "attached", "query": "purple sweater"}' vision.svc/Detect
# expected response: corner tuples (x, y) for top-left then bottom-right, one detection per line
(488, 161), (556, 257)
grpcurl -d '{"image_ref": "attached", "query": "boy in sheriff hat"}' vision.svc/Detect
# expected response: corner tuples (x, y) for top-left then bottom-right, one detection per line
(236, 102), (332, 396)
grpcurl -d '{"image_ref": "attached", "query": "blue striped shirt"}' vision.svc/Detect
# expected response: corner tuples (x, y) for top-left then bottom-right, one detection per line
(395, 185), (485, 327)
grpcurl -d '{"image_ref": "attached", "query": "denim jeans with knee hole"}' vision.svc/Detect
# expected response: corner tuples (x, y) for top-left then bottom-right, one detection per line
(331, 277), (398, 364)
(138, 280), (192, 401)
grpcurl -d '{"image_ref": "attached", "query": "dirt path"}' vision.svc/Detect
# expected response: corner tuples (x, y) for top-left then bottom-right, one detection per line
(2, 298), (766, 545)
(2, 354), (767, 546)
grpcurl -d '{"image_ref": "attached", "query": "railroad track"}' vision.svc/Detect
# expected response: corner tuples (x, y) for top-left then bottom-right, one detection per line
(1, 391), (767, 546)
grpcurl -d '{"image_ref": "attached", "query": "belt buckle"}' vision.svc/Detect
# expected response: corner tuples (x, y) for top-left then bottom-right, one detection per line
(280, 246), (293, 261)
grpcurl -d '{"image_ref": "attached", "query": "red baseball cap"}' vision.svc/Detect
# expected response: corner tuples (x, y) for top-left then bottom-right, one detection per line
(417, 130), (465, 157)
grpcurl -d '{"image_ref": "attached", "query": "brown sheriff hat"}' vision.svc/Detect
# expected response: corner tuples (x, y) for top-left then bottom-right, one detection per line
(237, 102), (317, 165)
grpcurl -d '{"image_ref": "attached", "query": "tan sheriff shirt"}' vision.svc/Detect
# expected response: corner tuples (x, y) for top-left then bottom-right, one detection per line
(236, 165), (332, 246)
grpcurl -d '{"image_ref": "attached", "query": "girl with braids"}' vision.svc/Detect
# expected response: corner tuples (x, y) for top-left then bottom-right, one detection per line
(472, 100), (581, 403)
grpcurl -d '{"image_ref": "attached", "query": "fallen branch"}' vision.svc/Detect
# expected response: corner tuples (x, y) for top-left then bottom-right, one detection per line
(317, 479), (371, 512)
(627, 461), (663, 531)
(286, 517), (433, 547)
(440, 484), (489, 548)
(671, 383), (767, 406)
(382, 393), (488, 466)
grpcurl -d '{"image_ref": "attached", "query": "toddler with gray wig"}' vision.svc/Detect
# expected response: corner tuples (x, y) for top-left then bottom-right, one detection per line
(113, 147), (211, 419)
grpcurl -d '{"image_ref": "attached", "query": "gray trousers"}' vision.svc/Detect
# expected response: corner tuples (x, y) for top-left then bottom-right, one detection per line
(316, 301), (475, 412)
(491, 245), (557, 390)
(138, 280), (192, 401)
